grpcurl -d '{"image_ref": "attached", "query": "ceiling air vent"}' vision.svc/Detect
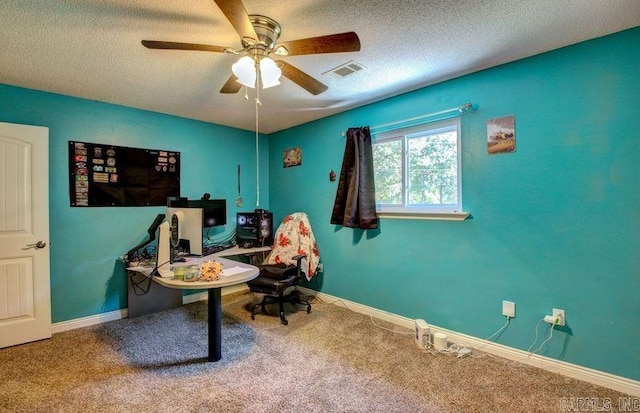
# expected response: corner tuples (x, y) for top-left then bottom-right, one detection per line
(323, 60), (366, 80)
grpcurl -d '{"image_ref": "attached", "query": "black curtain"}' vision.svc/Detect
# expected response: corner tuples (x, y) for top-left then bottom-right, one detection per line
(330, 127), (378, 229)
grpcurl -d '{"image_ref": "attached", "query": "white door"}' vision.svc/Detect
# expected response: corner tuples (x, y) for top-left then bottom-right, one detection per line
(0, 122), (51, 348)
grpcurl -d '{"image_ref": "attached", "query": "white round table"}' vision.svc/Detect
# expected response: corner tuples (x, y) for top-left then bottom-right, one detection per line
(152, 257), (259, 362)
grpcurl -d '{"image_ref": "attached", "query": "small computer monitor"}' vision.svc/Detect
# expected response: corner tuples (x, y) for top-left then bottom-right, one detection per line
(188, 199), (227, 227)
(167, 196), (189, 207)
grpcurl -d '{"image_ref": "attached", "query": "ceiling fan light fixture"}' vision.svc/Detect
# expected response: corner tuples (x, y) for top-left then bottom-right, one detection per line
(259, 57), (282, 89)
(232, 56), (257, 88)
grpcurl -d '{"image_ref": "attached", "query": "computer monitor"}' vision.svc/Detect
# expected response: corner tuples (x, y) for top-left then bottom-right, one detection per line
(188, 199), (227, 227)
(167, 196), (188, 208)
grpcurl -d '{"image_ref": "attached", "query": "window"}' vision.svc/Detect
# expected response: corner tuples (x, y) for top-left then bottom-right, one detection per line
(372, 117), (465, 218)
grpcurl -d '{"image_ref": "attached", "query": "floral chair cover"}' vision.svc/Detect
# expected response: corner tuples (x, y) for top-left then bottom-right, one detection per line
(263, 212), (320, 281)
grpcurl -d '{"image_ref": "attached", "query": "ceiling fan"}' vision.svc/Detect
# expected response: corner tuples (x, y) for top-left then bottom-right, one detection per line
(141, 0), (361, 96)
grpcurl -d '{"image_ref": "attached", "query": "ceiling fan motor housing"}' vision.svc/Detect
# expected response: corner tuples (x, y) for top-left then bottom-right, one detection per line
(243, 15), (282, 58)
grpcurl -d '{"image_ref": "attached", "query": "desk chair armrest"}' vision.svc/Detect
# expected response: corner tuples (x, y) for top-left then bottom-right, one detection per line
(292, 254), (306, 278)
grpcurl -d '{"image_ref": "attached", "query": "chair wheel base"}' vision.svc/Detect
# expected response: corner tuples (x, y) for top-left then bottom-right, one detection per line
(249, 290), (312, 326)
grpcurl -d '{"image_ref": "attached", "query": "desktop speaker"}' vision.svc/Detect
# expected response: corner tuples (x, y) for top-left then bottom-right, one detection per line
(236, 210), (273, 248)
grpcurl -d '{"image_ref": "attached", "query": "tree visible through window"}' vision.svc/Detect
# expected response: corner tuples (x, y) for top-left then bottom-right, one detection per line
(372, 118), (461, 214)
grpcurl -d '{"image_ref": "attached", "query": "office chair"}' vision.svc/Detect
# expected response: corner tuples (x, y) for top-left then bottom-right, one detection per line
(247, 212), (319, 325)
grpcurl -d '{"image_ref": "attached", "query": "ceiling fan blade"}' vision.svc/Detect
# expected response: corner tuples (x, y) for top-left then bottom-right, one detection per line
(214, 0), (257, 40)
(141, 40), (227, 53)
(277, 60), (328, 95)
(220, 74), (242, 94)
(275, 32), (360, 56)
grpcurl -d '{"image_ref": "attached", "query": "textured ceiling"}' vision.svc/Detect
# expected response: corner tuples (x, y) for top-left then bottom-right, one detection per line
(1, 0), (639, 133)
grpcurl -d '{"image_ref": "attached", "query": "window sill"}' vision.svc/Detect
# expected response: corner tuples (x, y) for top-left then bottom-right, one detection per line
(377, 211), (470, 221)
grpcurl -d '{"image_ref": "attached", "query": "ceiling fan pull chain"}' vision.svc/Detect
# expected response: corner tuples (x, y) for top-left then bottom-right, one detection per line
(255, 83), (260, 208)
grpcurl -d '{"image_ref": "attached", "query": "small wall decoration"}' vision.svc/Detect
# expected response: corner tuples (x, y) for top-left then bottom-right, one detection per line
(487, 115), (516, 154)
(283, 147), (302, 168)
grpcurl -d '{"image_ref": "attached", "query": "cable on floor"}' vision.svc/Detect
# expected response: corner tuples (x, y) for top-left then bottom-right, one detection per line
(313, 296), (414, 335)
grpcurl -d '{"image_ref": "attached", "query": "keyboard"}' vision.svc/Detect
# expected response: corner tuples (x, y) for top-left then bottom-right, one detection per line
(202, 244), (230, 255)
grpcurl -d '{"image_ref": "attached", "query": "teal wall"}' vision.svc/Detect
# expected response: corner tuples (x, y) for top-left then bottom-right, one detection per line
(268, 28), (640, 380)
(0, 85), (269, 323)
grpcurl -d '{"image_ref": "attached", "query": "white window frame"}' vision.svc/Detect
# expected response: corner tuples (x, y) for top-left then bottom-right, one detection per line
(372, 117), (469, 221)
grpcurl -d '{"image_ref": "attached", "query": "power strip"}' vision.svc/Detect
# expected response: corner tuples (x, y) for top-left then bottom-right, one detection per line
(415, 319), (471, 357)
(415, 319), (430, 348)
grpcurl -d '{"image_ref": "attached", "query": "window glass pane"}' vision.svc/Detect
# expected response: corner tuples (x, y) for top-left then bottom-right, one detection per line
(407, 130), (458, 205)
(372, 117), (462, 215)
(373, 139), (403, 205)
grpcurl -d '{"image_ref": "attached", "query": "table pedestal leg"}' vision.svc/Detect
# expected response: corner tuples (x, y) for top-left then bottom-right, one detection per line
(208, 288), (222, 362)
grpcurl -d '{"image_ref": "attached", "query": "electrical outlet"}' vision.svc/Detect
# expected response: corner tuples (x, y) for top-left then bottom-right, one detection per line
(316, 263), (324, 273)
(502, 300), (515, 318)
(553, 308), (565, 326)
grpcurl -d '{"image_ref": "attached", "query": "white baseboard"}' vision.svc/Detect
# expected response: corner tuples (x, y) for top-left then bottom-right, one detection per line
(298, 287), (640, 397)
(52, 309), (129, 334)
(52, 285), (249, 333)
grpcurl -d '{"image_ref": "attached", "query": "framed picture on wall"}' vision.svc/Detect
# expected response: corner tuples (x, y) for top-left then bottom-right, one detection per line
(283, 147), (302, 168)
(487, 116), (516, 154)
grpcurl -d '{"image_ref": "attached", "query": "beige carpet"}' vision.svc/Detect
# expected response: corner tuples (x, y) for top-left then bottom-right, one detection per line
(0, 292), (631, 412)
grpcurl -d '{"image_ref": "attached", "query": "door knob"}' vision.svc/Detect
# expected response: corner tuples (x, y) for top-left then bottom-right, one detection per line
(23, 241), (47, 250)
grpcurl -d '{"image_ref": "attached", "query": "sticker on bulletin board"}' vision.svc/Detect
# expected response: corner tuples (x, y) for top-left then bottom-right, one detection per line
(68, 141), (180, 207)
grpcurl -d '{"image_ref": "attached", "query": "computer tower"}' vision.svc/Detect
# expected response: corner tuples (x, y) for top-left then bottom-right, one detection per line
(166, 207), (203, 256)
(236, 210), (273, 248)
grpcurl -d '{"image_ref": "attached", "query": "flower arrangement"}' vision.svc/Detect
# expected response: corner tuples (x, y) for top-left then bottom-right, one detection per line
(199, 260), (224, 281)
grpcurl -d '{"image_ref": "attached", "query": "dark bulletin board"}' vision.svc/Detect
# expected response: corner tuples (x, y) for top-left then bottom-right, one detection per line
(69, 141), (180, 207)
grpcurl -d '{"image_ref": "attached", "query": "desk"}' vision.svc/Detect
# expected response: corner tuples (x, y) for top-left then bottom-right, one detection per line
(126, 245), (270, 318)
(210, 245), (271, 259)
(127, 246), (270, 362)
(127, 246), (270, 276)
(153, 257), (258, 362)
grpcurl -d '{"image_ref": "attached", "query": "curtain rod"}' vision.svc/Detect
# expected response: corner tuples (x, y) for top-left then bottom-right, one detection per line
(340, 102), (474, 137)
